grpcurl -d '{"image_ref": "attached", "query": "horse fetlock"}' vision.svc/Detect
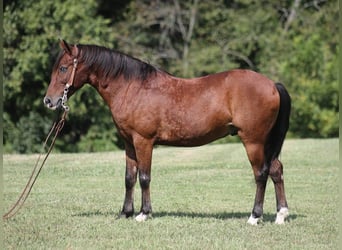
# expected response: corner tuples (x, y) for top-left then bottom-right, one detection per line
(247, 214), (262, 225)
(135, 212), (151, 222)
(275, 207), (289, 224)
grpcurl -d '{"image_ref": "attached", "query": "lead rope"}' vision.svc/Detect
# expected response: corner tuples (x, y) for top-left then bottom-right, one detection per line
(3, 53), (78, 220)
(3, 109), (68, 220)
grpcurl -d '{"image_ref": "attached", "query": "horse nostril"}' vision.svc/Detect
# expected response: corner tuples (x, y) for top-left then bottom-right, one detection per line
(44, 97), (51, 106)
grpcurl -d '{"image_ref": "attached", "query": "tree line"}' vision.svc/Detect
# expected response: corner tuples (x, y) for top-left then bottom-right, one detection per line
(4, 0), (338, 153)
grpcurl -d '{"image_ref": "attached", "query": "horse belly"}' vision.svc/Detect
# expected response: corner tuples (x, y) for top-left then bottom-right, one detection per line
(156, 110), (235, 147)
(157, 125), (233, 147)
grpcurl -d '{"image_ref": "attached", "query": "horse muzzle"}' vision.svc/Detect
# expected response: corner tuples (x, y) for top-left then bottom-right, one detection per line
(43, 96), (62, 110)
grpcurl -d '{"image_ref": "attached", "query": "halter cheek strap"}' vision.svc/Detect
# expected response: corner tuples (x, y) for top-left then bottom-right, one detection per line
(61, 57), (78, 111)
(66, 58), (78, 88)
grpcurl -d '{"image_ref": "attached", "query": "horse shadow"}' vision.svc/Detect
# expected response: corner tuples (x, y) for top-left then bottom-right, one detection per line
(152, 211), (300, 222)
(73, 210), (301, 222)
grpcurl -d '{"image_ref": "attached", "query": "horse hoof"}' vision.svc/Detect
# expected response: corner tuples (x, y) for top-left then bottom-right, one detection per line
(247, 214), (260, 225)
(135, 212), (150, 222)
(275, 207), (289, 224)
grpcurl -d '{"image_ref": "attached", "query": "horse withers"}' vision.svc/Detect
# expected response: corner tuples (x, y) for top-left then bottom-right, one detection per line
(44, 40), (291, 224)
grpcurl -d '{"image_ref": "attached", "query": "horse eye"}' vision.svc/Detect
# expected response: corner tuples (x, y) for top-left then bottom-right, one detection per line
(59, 66), (68, 73)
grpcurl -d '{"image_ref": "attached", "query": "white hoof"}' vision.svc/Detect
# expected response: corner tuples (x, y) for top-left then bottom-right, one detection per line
(275, 207), (289, 224)
(135, 212), (149, 222)
(247, 214), (260, 225)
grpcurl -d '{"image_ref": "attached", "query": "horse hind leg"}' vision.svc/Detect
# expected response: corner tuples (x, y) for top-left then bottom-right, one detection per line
(269, 159), (289, 224)
(245, 143), (289, 225)
(243, 142), (269, 225)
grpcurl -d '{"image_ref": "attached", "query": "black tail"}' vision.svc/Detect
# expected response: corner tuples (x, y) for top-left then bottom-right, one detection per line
(264, 83), (291, 166)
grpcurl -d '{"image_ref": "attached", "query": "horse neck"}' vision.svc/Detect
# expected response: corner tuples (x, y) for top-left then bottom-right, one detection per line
(87, 72), (124, 100)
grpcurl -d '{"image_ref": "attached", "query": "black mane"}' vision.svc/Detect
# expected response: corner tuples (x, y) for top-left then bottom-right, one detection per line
(56, 44), (158, 81)
(80, 44), (158, 81)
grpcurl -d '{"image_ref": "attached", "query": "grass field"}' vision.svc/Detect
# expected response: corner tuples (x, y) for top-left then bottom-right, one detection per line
(3, 138), (338, 249)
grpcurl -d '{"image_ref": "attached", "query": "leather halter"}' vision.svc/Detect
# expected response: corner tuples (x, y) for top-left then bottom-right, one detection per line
(61, 47), (79, 111)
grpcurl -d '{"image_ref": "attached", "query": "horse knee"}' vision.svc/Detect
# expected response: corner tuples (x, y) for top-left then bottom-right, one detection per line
(252, 205), (264, 218)
(139, 172), (151, 189)
(269, 159), (283, 183)
(125, 171), (137, 189)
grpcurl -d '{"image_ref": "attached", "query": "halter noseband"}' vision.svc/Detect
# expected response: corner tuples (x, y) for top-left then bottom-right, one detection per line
(61, 55), (78, 112)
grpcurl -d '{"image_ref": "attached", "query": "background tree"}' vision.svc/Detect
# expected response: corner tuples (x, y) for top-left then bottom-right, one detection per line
(4, 0), (117, 152)
(3, 0), (338, 153)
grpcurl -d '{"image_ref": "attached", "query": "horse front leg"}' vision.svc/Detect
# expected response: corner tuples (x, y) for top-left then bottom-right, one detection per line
(133, 137), (154, 222)
(120, 143), (138, 218)
(135, 168), (152, 222)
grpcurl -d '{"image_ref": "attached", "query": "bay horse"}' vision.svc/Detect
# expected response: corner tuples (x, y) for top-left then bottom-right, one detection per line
(44, 40), (291, 224)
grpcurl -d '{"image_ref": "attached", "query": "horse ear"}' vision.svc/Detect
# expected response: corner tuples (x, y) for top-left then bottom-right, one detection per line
(59, 39), (72, 55)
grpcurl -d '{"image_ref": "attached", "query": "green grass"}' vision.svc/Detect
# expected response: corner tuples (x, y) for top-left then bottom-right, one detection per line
(3, 139), (338, 249)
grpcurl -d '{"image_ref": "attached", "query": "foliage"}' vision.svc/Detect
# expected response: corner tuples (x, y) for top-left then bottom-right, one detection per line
(3, 0), (338, 153)
(4, 0), (116, 153)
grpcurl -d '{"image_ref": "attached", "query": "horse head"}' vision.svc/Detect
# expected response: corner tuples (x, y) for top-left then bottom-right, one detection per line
(44, 40), (86, 110)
